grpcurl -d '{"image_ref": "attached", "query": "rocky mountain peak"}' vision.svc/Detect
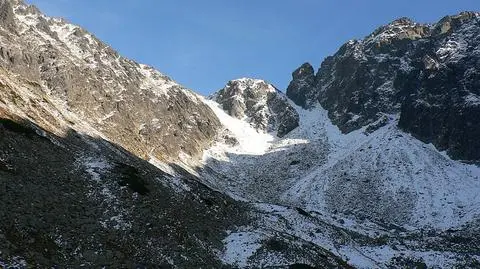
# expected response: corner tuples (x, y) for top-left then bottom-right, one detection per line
(211, 78), (299, 137)
(0, 0), (222, 163)
(286, 62), (316, 108)
(286, 11), (480, 161)
(13, 1), (43, 17)
(433, 11), (480, 35)
(225, 78), (277, 98)
(211, 78), (277, 119)
(365, 17), (430, 48)
(292, 62), (314, 79)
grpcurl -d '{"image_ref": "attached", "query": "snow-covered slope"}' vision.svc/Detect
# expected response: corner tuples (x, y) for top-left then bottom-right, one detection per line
(202, 100), (480, 229)
(202, 97), (275, 155)
(283, 110), (480, 229)
(200, 94), (480, 268)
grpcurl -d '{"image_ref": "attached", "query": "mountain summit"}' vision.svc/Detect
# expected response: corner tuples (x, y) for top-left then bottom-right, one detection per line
(1, 0), (221, 163)
(211, 78), (299, 137)
(287, 12), (480, 161)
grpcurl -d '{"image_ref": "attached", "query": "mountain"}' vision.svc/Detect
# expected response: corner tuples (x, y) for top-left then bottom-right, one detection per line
(1, 0), (220, 163)
(287, 12), (480, 162)
(210, 78), (299, 137)
(0, 0), (479, 268)
(0, 0), (248, 267)
(200, 12), (480, 268)
(0, 1), (348, 268)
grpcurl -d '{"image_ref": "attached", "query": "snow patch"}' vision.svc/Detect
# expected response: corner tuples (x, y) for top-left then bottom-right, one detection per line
(436, 39), (467, 62)
(220, 231), (264, 267)
(138, 64), (176, 98)
(79, 157), (111, 182)
(464, 93), (480, 107)
(202, 98), (275, 156)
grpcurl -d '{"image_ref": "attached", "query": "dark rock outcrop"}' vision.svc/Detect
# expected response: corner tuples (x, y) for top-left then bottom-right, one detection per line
(286, 63), (316, 108)
(286, 12), (480, 161)
(212, 78), (299, 137)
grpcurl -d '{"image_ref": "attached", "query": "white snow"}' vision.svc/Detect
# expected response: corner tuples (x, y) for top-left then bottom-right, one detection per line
(204, 93), (480, 265)
(78, 157), (111, 182)
(436, 39), (467, 62)
(202, 98), (275, 156)
(340, 245), (468, 269)
(249, 201), (480, 269)
(138, 64), (176, 98)
(203, 97), (480, 230)
(283, 109), (480, 229)
(220, 231), (264, 267)
(49, 23), (86, 59)
(464, 93), (480, 107)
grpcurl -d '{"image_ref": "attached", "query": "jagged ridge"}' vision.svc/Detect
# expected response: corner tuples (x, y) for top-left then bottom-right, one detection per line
(0, 0), (221, 164)
(286, 12), (480, 161)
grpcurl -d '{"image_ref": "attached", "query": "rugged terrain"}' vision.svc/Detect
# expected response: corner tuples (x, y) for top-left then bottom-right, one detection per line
(1, 0), (220, 163)
(0, 0), (479, 268)
(210, 78), (299, 138)
(287, 12), (480, 162)
(0, 0), (350, 267)
(202, 11), (480, 268)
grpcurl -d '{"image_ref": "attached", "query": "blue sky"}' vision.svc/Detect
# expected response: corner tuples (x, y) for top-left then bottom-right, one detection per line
(27, 0), (480, 95)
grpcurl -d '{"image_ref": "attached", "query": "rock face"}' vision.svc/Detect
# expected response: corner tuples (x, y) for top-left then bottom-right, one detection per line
(212, 78), (299, 137)
(396, 12), (480, 161)
(0, 1), (241, 267)
(286, 12), (480, 161)
(0, 0), (221, 163)
(286, 62), (316, 108)
(0, 0), (15, 30)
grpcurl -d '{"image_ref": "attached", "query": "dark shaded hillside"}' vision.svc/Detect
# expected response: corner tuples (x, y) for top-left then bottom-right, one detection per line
(0, 114), (249, 268)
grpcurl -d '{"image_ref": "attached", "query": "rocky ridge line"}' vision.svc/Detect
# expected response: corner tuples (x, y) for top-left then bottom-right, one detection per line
(286, 12), (480, 161)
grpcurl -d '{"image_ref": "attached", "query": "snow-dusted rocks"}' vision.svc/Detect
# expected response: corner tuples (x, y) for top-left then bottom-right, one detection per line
(211, 78), (299, 137)
(202, 101), (480, 268)
(0, 115), (248, 268)
(0, 0), (221, 163)
(286, 12), (480, 161)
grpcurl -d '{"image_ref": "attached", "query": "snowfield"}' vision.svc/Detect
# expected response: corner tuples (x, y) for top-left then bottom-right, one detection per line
(203, 98), (275, 155)
(202, 99), (480, 229)
(201, 97), (480, 268)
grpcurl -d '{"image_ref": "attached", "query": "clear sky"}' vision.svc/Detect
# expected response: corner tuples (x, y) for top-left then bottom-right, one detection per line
(27, 0), (480, 95)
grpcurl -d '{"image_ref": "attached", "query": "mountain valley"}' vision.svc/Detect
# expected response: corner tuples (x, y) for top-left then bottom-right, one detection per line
(0, 1), (479, 268)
